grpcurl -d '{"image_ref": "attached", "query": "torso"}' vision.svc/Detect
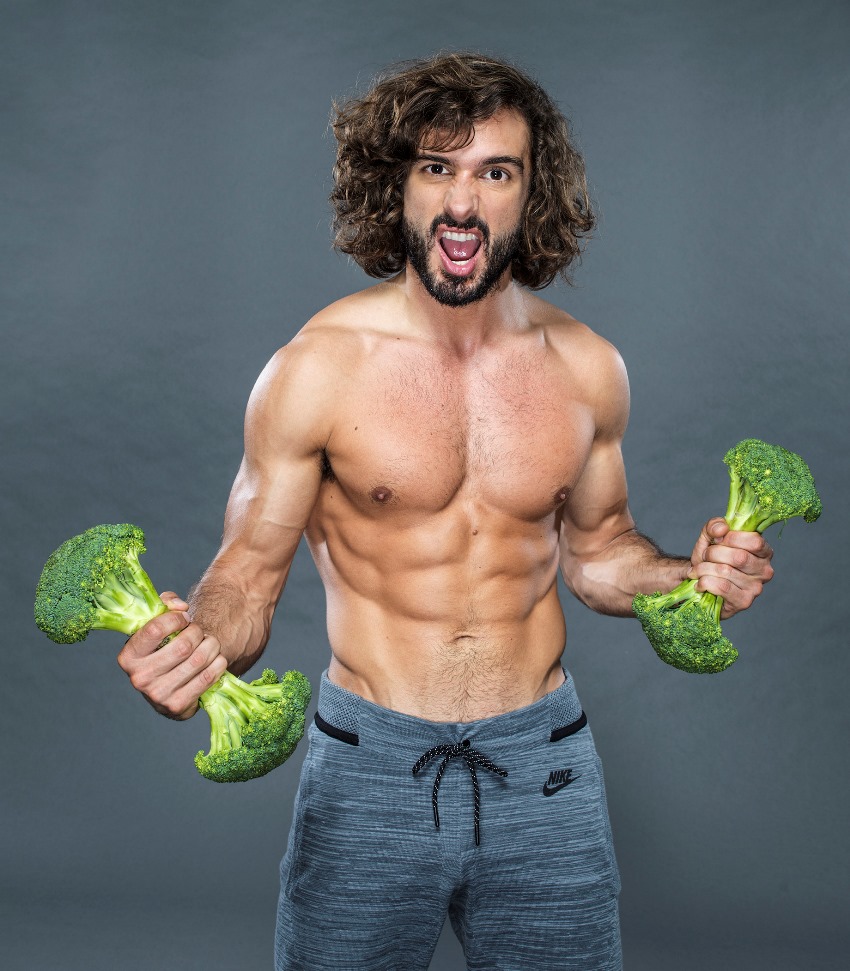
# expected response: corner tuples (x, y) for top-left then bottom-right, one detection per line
(296, 280), (619, 720)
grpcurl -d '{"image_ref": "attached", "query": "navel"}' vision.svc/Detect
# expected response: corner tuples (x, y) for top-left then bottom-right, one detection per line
(370, 485), (394, 504)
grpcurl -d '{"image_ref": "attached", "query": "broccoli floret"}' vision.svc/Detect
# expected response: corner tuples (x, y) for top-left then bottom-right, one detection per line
(35, 524), (311, 781)
(34, 523), (168, 642)
(633, 580), (739, 674)
(633, 439), (821, 674)
(195, 668), (312, 782)
(723, 438), (822, 531)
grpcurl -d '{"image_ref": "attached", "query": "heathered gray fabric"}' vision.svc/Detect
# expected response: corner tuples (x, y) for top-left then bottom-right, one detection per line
(275, 672), (622, 970)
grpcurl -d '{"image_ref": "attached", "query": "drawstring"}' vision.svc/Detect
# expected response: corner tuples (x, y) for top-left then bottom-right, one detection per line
(412, 739), (508, 846)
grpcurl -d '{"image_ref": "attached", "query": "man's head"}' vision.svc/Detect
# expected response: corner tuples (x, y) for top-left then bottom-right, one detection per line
(330, 52), (595, 295)
(401, 108), (530, 307)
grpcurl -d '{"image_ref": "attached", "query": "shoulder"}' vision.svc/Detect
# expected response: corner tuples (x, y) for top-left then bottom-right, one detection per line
(526, 293), (630, 437)
(245, 283), (398, 447)
(525, 294), (626, 379)
(261, 283), (394, 382)
(276, 281), (402, 372)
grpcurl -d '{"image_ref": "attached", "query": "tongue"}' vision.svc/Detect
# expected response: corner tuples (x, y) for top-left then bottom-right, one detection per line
(441, 237), (481, 262)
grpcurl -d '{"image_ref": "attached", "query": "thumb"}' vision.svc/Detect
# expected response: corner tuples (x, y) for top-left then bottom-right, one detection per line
(690, 517), (729, 570)
(159, 591), (189, 611)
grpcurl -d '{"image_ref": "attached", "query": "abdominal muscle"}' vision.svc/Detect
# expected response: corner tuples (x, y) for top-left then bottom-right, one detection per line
(305, 501), (569, 722)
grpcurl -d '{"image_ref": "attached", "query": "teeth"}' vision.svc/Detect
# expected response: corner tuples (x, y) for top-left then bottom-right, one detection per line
(443, 231), (478, 241)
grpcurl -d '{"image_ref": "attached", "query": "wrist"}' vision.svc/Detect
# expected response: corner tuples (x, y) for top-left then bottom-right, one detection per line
(636, 556), (691, 596)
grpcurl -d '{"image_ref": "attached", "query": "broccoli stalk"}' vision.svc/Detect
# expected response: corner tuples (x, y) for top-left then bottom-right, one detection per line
(633, 439), (821, 675)
(34, 523), (311, 781)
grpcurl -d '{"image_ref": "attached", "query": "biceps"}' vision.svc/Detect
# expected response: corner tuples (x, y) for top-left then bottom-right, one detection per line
(216, 448), (323, 602)
(213, 341), (332, 595)
(560, 440), (634, 559)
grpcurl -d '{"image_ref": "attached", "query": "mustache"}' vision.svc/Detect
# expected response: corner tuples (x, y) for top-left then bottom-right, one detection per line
(428, 213), (490, 245)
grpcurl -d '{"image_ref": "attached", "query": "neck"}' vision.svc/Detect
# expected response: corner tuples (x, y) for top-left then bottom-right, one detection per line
(397, 267), (526, 356)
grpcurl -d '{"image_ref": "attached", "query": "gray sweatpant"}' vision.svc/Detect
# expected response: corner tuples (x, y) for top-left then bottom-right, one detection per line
(275, 670), (622, 970)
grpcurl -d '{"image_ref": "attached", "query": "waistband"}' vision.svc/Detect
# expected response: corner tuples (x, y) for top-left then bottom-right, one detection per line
(315, 669), (587, 751)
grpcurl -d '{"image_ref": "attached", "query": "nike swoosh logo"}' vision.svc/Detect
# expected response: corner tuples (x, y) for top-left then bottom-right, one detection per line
(542, 774), (580, 796)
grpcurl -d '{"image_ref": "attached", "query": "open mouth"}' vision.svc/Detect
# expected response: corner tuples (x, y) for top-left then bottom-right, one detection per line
(435, 226), (485, 277)
(438, 230), (482, 264)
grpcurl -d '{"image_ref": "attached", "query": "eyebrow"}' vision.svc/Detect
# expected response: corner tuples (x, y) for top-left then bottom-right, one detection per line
(415, 152), (526, 172)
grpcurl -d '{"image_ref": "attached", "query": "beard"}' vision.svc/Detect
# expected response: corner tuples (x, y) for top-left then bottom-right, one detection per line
(401, 213), (522, 308)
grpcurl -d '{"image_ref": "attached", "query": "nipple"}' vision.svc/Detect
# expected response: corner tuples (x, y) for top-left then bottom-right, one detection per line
(554, 487), (568, 505)
(370, 486), (394, 504)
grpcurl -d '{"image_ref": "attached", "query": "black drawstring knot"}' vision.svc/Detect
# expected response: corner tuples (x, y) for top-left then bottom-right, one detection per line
(412, 738), (508, 846)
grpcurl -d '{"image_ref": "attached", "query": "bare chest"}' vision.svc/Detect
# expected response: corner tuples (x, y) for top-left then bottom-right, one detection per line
(323, 346), (596, 522)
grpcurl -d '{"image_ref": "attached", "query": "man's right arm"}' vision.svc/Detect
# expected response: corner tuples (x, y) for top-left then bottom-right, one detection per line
(117, 335), (335, 719)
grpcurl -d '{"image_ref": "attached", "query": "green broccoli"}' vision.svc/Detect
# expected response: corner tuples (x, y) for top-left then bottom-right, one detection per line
(723, 438), (822, 530)
(34, 523), (311, 781)
(633, 439), (821, 674)
(195, 667), (311, 782)
(34, 523), (167, 642)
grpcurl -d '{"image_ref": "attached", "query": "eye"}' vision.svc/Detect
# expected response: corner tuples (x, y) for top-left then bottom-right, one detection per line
(483, 168), (509, 182)
(424, 163), (447, 176)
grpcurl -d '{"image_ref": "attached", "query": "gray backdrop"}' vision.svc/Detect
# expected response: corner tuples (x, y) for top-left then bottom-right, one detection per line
(2, 1), (847, 969)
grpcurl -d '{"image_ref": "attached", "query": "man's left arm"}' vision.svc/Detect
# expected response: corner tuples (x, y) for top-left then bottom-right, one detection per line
(558, 345), (774, 618)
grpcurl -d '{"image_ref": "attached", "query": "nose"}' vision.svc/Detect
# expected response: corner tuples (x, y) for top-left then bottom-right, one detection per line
(444, 175), (477, 223)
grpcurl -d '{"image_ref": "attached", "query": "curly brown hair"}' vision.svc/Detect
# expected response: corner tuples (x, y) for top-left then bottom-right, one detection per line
(330, 52), (595, 290)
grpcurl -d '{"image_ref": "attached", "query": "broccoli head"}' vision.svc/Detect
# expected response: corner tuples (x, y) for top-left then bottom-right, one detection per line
(633, 439), (821, 675)
(34, 523), (168, 642)
(195, 668), (312, 782)
(723, 438), (822, 531)
(35, 524), (311, 781)
(633, 580), (738, 674)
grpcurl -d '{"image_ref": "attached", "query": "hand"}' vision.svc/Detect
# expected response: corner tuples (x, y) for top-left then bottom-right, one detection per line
(688, 518), (774, 619)
(117, 592), (229, 720)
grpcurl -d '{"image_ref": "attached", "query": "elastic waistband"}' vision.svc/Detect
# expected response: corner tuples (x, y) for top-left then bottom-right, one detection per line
(315, 669), (586, 751)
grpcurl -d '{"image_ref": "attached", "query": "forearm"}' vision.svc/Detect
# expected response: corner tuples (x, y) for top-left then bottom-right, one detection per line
(188, 561), (279, 677)
(561, 528), (690, 617)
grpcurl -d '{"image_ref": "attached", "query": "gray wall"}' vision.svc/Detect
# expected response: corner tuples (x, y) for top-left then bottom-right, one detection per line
(2, 1), (847, 969)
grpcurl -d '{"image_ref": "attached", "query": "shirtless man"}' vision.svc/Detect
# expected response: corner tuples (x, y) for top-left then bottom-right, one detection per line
(118, 54), (774, 970)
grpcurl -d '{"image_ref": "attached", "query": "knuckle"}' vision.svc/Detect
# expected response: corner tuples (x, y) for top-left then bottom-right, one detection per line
(129, 668), (152, 692)
(145, 683), (166, 706)
(174, 635), (194, 659)
(147, 618), (173, 642)
(162, 698), (185, 719)
(199, 666), (218, 687)
(189, 644), (210, 669)
(200, 658), (226, 686)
